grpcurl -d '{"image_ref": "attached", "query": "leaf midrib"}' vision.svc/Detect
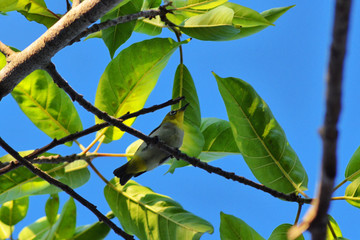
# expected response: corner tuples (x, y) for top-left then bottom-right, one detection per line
(220, 80), (304, 193)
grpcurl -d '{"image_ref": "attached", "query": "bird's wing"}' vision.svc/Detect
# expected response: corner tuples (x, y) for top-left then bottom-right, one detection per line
(149, 124), (162, 136)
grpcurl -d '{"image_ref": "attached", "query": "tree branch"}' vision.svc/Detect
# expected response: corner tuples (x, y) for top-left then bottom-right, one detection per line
(0, 97), (183, 176)
(0, 41), (14, 58)
(45, 62), (309, 204)
(0, 137), (134, 240)
(69, 8), (164, 45)
(308, 0), (352, 239)
(0, 0), (124, 100)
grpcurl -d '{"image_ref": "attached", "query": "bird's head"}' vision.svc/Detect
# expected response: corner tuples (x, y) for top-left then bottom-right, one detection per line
(162, 103), (189, 128)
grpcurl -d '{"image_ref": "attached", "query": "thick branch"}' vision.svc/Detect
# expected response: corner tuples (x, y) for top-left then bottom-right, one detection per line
(309, 0), (352, 238)
(0, 0), (124, 100)
(0, 137), (134, 240)
(45, 62), (309, 204)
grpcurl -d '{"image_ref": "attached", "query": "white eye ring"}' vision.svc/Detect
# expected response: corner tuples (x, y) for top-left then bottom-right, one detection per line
(169, 110), (176, 116)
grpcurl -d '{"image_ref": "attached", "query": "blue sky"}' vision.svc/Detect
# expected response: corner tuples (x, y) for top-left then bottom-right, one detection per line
(1, 0), (360, 239)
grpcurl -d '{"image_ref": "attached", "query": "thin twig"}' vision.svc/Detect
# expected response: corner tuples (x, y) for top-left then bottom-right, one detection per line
(0, 41), (15, 58)
(69, 9), (160, 45)
(0, 137), (134, 240)
(26, 97), (183, 159)
(294, 202), (303, 225)
(45, 62), (310, 204)
(0, 98), (182, 176)
(308, 0), (352, 239)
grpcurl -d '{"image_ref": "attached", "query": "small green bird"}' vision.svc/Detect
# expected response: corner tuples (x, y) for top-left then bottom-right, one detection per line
(113, 103), (189, 185)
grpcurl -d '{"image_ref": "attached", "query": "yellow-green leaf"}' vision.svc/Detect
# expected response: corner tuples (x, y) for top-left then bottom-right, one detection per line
(214, 73), (308, 194)
(104, 179), (214, 239)
(95, 38), (188, 143)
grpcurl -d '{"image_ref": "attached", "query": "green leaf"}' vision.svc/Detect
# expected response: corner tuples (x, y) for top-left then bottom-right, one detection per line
(95, 38), (188, 143)
(101, 0), (143, 58)
(0, 0), (28, 12)
(84, 30), (102, 40)
(198, 118), (240, 161)
(134, 16), (164, 36)
(0, 0), (60, 28)
(104, 179), (214, 239)
(173, 0), (226, 10)
(327, 215), (342, 240)
(0, 221), (13, 239)
(345, 146), (360, 181)
(220, 212), (264, 240)
(268, 224), (304, 240)
(18, 0), (60, 28)
(179, 6), (240, 41)
(11, 70), (83, 146)
(345, 177), (360, 208)
(45, 194), (59, 225)
(226, 5), (294, 40)
(141, 0), (161, 9)
(214, 73), (308, 194)
(0, 197), (29, 226)
(167, 64), (204, 172)
(46, 197), (76, 240)
(184, 0), (228, 10)
(18, 198), (76, 240)
(0, 155), (90, 204)
(73, 218), (111, 240)
(19, 216), (53, 240)
(223, 2), (272, 27)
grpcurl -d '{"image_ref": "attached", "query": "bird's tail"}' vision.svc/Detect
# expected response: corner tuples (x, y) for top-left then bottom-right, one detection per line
(113, 163), (133, 186)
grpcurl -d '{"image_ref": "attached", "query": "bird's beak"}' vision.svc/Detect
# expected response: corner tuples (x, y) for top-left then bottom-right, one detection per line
(179, 103), (189, 111)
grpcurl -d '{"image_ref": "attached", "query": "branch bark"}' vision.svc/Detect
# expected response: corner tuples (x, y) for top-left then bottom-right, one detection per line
(309, 0), (352, 239)
(0, 0), (125, 100)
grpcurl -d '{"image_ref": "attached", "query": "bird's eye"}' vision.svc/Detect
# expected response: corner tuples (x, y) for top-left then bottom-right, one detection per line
(169, 110), (176, 116)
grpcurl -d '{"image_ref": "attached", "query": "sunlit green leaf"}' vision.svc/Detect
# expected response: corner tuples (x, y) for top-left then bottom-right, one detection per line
(46, 197), (76, 240)
(167, 64), (204, 172)
(73, 218), (111, 240)
(345, 145), (360, 181)
(101, 0), (143, 58)
(0, 221), (13, 239)
(327, 215), (342, 240)
(268, 224), (304, 240)
(214, 73), (308, 194)
(173, 0), (227, 10)
(0, 154), (90, 204)
(104, 179), (214, 239)
(198, 118), (240, 161)
(226, 5), (294, 40)
(95, 38), (188, 143)
(19, 216), (52, 240)
(18, 0), (60, 28)
(220, 212), (264, 240)
(84, 30), (102, 40)
(179, 6), (240, 41)
(0, 0), (60, 28)
(134, 15), (164, 36)
(345, 177), (360, 208)
(45, 194), (59, 225)
(223, 2), (272, 27)
(11, 70), (83, 146)
(0, 197), (29, 226)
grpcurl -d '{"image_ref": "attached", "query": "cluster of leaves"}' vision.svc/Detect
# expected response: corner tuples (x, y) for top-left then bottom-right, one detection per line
(0, 0), (358, 239)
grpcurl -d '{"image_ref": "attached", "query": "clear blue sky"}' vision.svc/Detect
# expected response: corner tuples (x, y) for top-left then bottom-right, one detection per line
(1, 0), (360, 239)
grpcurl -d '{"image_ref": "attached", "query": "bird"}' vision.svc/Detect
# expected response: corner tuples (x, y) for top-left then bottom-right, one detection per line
(113, 103), (189, 185)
